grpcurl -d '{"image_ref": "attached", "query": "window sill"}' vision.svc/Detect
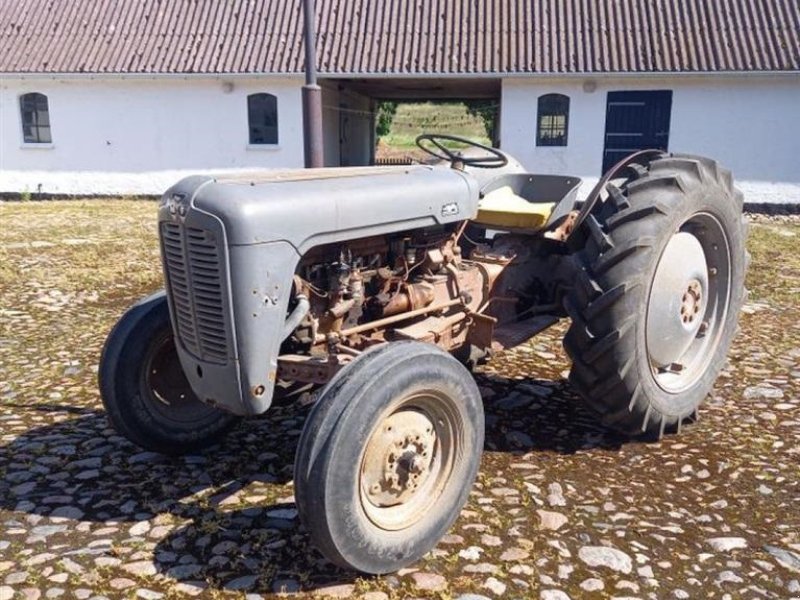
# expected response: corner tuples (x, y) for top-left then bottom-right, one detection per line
(20, 143), (54, 150)
(246, 144), (281, 151)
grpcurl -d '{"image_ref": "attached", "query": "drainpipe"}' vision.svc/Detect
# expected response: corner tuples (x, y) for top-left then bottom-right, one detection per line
(302, 0), (324, 168)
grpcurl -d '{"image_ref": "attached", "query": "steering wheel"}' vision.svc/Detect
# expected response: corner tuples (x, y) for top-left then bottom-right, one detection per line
(416, 133), (509, 169)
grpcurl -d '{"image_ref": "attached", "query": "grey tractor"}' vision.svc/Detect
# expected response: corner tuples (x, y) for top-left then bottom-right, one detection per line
(100, 134), (748, 573)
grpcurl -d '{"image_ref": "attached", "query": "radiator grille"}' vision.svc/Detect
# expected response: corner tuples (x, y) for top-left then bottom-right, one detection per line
(161, 222), (228, 364)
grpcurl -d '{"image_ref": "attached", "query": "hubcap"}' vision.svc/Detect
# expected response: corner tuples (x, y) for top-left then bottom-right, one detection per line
(646, 232), (708, 368)
(645, 214), (732, 393)
(359, 392), (457, 531)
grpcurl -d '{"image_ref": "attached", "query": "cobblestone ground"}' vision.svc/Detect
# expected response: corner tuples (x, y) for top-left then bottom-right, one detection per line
(1, 201), (798, 600)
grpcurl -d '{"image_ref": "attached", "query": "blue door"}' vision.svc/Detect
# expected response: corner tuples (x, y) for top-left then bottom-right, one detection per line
(602, 90), (673, 174)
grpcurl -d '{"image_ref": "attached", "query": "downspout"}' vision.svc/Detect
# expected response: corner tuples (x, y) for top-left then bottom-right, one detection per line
(302, 0), (324, 168)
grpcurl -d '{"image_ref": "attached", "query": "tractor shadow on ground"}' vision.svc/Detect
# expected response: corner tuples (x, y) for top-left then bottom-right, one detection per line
(148, 374), (639, 594)
(0, 402), (362, 593)
(474, 374), (634, 455)
(0, 404), (297, 523)
(0, 374), (637, 594)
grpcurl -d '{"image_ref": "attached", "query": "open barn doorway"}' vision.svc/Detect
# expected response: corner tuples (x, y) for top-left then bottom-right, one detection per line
(319, 77), (501, 167)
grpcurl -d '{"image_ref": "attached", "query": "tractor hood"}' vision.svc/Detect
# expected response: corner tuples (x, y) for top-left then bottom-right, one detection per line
(183, 165), (480, 251)
(157, 165), (480, 416)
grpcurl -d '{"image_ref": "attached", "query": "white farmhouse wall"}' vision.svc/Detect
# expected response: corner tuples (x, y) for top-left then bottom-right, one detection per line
(501, 75), (800, 203)
(0, 76), (305, 195)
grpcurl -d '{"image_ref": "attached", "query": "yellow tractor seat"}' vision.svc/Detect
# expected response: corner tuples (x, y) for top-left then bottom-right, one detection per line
(474, 186), (555, 230)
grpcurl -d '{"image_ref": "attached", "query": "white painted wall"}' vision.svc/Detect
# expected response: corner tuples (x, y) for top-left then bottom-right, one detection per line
(0, 76), (306, 195)
(2, 72), (798, 202)
(500, 75), (800, 203)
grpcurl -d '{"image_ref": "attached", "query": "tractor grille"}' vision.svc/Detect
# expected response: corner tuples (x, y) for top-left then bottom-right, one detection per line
(160, 222), (229, 364)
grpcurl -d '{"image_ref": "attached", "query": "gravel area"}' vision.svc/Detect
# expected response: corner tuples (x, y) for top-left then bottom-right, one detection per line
(1, 202), (799, 599)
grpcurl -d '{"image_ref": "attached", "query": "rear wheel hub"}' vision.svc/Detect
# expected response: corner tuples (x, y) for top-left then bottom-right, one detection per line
(646, 232), (708, 369)
(646, 214), (732, 393)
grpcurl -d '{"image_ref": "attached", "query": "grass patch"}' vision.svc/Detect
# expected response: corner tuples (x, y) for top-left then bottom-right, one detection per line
(745, 221), (800, 307)
(381, 102), (491, 150)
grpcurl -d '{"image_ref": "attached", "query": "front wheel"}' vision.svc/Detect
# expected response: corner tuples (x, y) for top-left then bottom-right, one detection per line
(99, 292), (239, 455)
(294, 342), (484, 574)
(563, 154), (748, 438)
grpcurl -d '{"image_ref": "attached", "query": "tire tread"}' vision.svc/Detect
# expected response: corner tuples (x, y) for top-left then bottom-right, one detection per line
(563, 153), (748, 437)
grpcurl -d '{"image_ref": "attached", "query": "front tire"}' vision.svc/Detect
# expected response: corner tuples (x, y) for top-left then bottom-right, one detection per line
(99, 292), (238, 455)
(563, 154), (748, 438)
(294, 342), (484, 574)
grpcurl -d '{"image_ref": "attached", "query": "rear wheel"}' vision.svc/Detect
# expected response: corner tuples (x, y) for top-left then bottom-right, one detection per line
(563, 154), (748, 437)
(99, 292), (238, 455)
(294, 342), (484, 574)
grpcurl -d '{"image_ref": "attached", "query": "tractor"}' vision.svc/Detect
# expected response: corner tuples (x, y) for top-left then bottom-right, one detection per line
(99, 134), (747, 573)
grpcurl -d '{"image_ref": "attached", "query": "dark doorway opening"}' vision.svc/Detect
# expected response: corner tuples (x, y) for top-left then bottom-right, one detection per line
(602, 90), (673, 173)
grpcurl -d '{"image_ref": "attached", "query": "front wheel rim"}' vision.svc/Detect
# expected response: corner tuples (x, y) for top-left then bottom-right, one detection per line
(358, 390), (461, 531)
(140, 332), (218, 425)
(645, 212), (732, 394)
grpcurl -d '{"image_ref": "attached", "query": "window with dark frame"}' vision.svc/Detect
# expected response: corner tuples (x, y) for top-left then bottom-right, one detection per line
(536, 94), (569, 147)
(247, 93), (278, 145)
(20, 92), (52, 144)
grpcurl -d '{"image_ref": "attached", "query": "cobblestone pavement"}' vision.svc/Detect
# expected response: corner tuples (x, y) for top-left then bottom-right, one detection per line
(1, 202), (799, 600)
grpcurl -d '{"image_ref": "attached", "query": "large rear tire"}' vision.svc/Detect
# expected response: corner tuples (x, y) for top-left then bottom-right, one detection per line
(294, 341), (484, 574)
(99, 292), (239, 455)
(563, 154), (748, 438)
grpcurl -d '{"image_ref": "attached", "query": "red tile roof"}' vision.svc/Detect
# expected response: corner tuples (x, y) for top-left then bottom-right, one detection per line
(1, 0), (798, 75)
